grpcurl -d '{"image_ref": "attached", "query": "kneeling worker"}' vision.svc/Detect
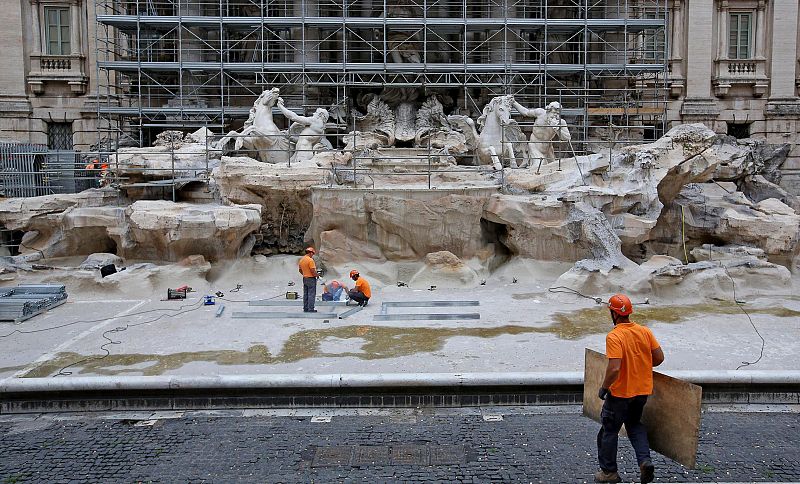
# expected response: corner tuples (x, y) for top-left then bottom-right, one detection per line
(348, 270), (371, 307)
(298, 247), (318, 312)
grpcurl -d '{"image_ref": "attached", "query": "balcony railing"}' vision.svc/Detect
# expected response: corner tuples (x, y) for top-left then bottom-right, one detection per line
(712, 58), (769, 97)
(27, 54), (89, 95)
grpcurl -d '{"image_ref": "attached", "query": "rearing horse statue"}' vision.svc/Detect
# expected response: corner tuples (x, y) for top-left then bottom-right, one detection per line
(216, 87), (291, 163)
(448, 95), (528, 170)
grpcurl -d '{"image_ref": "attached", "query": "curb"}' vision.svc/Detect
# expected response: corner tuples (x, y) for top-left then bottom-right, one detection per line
(2, 370), (800, 393)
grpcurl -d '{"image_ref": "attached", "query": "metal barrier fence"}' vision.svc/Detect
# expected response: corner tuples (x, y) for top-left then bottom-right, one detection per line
(0, 143), (102, 197)
(0, 122), (660, 198)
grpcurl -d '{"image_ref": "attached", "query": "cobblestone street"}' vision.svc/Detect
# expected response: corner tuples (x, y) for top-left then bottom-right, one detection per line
(1, 406), (798, 483)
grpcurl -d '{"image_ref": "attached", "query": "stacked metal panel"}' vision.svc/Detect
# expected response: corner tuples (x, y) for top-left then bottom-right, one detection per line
(0, 284), (68, 323)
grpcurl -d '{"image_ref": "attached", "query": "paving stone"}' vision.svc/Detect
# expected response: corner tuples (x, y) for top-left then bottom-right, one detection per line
(0, 411), (798, 482)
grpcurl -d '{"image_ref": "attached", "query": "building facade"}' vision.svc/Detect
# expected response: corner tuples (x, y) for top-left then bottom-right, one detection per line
(0, 0), (799, 193)
(667, 0), (800, 191)
(0, 0), (99, 151)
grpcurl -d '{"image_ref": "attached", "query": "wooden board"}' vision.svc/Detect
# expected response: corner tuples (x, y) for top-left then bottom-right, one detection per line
(583, 348), (702, 469)
(587, 107), (665, 116)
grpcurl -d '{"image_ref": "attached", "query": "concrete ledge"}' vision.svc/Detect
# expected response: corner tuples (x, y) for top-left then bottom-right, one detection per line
(2, 370), (799, 394)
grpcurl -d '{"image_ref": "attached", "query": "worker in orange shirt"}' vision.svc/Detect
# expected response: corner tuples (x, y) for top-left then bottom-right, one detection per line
(595, 294), (664, 484)
(298, 247), (318, 312)
(347, 270), (371, 307)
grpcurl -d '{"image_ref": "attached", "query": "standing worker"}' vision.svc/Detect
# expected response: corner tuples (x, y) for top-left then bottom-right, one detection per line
(298, 247), (319, 312)
(595, 294), (664, 484)
(348, 270), (371, 307)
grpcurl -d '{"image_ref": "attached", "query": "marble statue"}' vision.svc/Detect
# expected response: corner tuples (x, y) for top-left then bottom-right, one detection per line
(448, 95), (528, 170)
(216, 87), (291, 164)
(276, 97), (331, 163)
(513, 100), (571, 165)
(351, 94), (396, 149)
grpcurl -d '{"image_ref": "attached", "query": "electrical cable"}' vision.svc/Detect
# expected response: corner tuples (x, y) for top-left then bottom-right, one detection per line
(0, 299), (211, 339)
(697, 187), (766, 371)
(680, 204), (689, 264)
(548, 286), (604, 304)
(54, 299), (205, 377)
(722, 266), (765, 370)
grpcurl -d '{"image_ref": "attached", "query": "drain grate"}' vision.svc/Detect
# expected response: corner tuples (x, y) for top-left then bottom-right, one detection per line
(310, 444), (470, 467)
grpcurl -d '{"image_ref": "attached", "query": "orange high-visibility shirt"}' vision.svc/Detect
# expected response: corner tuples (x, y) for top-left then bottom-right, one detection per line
(298, 255), (317, 278)
(605, 322), (661, 398)
(354, 277), (371, 298)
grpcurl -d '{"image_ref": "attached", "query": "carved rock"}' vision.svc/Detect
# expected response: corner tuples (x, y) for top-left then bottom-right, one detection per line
(123, 201), (261, 262)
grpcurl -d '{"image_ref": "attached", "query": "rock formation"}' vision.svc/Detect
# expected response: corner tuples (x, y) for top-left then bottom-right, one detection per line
(0, 190), (261, 263)
(1, 89), (797, 303)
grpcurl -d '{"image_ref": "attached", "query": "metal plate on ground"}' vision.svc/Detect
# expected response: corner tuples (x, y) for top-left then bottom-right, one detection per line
(353, 446), (390, 465)
(338, 306), (364, 319)
(232, 311), (338, 319)
(312, 446), (354, 467)
(583, 348), (702, 469)
(310, 445), (469, 467)
(249, 300), (348, 306)
(374, 313), (481, 321)
(390, 445), (428, 465)
(381, 301), (480, 308)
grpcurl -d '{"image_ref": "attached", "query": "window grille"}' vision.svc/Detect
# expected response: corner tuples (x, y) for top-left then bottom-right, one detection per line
(47, 122), (73, 151)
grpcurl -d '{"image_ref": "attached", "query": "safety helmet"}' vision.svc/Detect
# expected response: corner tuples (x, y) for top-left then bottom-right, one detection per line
(305, 247), (315, 254)
(608, 294), (633, 316)
(349, 270), (359, 279)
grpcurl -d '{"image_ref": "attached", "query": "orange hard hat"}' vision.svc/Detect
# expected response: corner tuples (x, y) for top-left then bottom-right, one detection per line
(349, 270), (359, 278)
(608, 294), (633, 316)
(305, 247), (315, 254)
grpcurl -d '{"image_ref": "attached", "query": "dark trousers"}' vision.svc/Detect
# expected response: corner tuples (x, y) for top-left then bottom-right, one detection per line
(597, 395), (651, 472)
(348, 289), (369, 306)
(303, 277), (317, 311)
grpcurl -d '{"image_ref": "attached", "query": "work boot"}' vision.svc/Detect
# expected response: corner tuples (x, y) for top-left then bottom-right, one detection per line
(640, 460), (655, 484)
(594, 470), (622, 483)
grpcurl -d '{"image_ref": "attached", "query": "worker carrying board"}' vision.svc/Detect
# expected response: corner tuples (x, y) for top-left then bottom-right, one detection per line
(298, 247), (318, 312)
(595, 293), (664, 484)
(348, 270), (371, 307)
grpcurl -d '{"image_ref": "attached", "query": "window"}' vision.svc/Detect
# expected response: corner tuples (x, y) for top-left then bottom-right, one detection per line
(728, 12), (752, 59)
(640, 13), (666, 62)
(727, 122), (751, 139)
(44, 7), (70, 55)
(47, 122), (73, 151)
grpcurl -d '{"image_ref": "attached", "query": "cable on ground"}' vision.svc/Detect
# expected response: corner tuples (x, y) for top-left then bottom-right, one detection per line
(54, 299), (205, 377)
(548, 286), (604, 304)
(722, 266), (765, 370)
(0, 299), (211, 339)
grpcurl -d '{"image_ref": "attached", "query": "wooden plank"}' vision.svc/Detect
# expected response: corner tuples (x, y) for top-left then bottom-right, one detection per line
(587, 107), (665, 116)
(583, 348), (702, 469)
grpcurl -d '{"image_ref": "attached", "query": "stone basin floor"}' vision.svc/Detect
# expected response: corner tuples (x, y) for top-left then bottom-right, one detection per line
(1, 257), (799, 379)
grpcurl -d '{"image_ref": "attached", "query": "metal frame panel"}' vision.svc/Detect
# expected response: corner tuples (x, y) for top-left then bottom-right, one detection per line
(93, 0), (669, 150)
(373, 313), (481, 321)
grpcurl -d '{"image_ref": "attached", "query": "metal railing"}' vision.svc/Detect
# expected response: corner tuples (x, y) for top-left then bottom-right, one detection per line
(0, 118), (667, 200)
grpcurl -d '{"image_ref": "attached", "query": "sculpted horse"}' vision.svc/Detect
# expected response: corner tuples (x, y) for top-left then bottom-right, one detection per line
(447, 95), (528, 170)
(216, 87), (291, 163)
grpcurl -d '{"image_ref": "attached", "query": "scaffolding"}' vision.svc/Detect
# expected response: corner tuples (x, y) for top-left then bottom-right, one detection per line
(94, 0), (669, 149)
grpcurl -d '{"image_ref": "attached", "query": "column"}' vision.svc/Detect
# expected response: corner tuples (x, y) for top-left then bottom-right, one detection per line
(716, 0), (728, 60)
(754, 0), (765, 59)
(670, 0), (683, 76)
(768, 0), (799, 98)
(70, 0), (80, 55)
(684, 0), (714, 98)
(30, 0), (41, 53)
(489, 1), (506, 64)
